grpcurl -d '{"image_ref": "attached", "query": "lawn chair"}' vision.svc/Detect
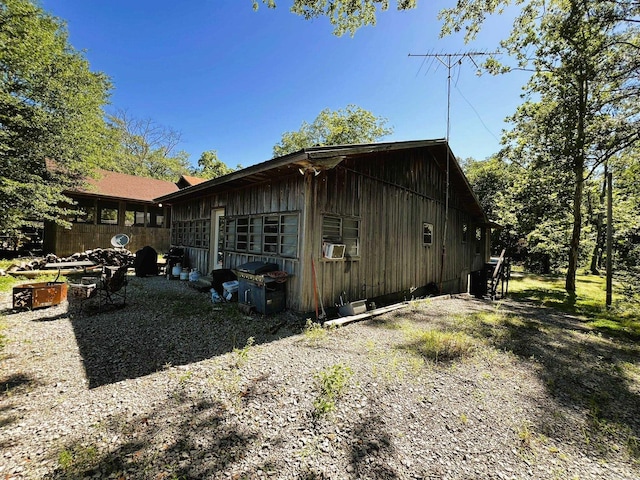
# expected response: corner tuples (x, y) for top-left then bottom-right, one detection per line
(97, 265), (128, 309)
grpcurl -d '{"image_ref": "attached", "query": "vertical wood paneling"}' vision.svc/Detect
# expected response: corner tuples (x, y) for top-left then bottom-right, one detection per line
(167, 148), (486, 312)
(51, 223), (170, 257)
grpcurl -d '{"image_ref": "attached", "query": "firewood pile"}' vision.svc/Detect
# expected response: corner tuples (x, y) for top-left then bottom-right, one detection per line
(9, 248), (135, 272)
(12, 289), (33, 308)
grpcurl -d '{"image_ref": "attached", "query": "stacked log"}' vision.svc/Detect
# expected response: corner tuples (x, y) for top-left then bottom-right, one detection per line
(9, 248), (135, 272)
(12, 289), (33, 309)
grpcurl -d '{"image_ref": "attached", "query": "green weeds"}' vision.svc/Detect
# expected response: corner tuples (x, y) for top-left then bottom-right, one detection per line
(302, 319), (329, 345)
(233, 336), (255, 367)
(312, 363), (353, 417)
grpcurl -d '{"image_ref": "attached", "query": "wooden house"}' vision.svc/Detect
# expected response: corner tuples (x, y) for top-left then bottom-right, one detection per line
(155, 140), (494, 313)
(43, 169), (182, 256)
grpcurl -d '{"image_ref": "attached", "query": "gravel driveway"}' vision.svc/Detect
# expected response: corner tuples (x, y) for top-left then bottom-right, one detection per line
(1, 274), (639, 479)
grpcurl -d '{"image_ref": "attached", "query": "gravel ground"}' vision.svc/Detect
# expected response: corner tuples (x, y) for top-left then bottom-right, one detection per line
(1, 274), (639, 479)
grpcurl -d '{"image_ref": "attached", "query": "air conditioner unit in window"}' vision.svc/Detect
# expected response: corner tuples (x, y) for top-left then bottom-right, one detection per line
(323, 242), (346, 260)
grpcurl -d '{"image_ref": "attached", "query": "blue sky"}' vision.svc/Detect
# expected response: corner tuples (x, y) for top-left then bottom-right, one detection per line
(41, 1), (530, 169)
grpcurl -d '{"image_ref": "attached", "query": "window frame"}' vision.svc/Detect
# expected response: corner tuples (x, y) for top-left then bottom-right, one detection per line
(422, 222), (434, 247)
(321, 214), (361, 260)
(223, 212), (300, 259)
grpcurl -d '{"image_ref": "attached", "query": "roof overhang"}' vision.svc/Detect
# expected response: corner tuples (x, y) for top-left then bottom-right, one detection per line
(154, 139), (489, 223)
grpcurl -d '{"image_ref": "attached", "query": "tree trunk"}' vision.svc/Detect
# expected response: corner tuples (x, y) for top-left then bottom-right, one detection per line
(565, 76), (588, 295)
(589, 165), (608, 274)
(566, 169), (584, 294)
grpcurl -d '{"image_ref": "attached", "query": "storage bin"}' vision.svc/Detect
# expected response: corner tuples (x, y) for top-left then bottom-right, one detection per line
(222, 280), (239, 301)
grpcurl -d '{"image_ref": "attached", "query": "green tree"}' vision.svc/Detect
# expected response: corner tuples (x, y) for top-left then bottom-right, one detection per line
(192, 150), (239, 179)
(103, 110), (192, 181)
(0, 0), (111, 235)
(442, 0), (640, 294)
(273, 104), (393, 157)
(252, 0), (417, 36)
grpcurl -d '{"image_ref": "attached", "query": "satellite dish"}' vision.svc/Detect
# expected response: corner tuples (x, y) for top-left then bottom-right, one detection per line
(110, 233), (130, 248)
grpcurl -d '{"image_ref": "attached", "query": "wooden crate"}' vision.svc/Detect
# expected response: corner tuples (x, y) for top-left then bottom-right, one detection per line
(12, 282), (68, 310)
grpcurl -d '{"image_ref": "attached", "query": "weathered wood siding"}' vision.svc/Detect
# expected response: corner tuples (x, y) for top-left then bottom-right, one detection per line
(46, 223), (170, 257)
(305, 149), (487, 310)
(170, 175), (307, 310)
(169, 148), (488, 313)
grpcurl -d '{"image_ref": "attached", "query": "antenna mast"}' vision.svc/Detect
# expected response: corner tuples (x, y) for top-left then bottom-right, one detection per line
(408, 51), (494, 293)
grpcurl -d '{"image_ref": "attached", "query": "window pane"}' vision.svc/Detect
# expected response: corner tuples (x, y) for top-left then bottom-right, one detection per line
(71, 200), (95, 224)
(279, 214), (298, 257)
(98, 201), (118, 225)
(322, 216), (342, 241)
(423, 222), (433, 245)
(224, 218), (236, 250)
(342, 218), (360, 257)
(249, 217), (263, 252)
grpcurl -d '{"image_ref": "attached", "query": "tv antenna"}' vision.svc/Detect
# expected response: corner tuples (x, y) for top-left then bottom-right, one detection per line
(408, 51), (496, 292)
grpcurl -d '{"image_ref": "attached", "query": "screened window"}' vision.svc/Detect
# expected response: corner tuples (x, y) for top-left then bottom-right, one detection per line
(322, 215), (361, 258)
(475, 227), (483, 255)
(125, 204), (147, 227)
(223, 212), (299, 258)
(149, 206), (165, 228)
(423, 222), (433, 246)
(69, 199), (96, 224)
(98, 201), (118, 225)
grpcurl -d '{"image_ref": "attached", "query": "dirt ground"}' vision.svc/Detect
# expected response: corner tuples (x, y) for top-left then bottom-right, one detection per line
(1, 275), (639, 479)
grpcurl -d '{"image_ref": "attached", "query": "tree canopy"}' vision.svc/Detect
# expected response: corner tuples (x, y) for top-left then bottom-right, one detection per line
(272, 104), (393, 157)
(0, 0), (111, 234)
(191, 150), (239, 179)
(101, 110), (192, 182)
(252, 0), (417, 36)
(443, 0), (640, 294)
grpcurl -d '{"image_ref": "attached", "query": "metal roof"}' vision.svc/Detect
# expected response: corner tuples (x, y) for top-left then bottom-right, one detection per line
(154, 139), (488, 222)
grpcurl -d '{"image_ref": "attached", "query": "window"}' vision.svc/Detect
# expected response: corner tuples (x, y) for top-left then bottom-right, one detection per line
(149, 206), (165, 228)
(423, 222), (433, 246)
(475, 227), (482, 254)
(322, 215), (361, 258)
(98, 201), (118, 225)
(69, 199), (96, 224)
(171, 219), (211, 248)
(223, 212), (299, 258)
(462, 223), (468, 243)
(249, 217), (263, 253)
(125, 204), (147, 227)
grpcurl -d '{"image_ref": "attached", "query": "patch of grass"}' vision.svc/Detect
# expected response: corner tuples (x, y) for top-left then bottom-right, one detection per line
(302, 319), (329, 345)
(312, 363), (353, 417)
(509, 272), (640, 339)
(366, 341), (424, 383)
(402, 328), (477, 362)
(233, 336), (254, 367)
(57, 444), (100, 473)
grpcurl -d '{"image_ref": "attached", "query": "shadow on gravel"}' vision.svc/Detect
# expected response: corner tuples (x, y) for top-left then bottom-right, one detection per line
(43, 391), (261, 479)
(68, 276), (304, 388)
(382, 295), (640, 464)
(467, 298), (640, 462)
(346, 395), (398, 479)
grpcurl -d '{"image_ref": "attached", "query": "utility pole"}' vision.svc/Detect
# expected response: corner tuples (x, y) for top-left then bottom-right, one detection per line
(408, 51), (495, 293)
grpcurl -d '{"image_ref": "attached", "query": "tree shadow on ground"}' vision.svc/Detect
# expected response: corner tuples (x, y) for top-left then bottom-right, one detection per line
(42, 387), (261, 479)
(68, 276), (304, 388)
(467, 298), (640, 462)
(345, 392), (398, 480)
